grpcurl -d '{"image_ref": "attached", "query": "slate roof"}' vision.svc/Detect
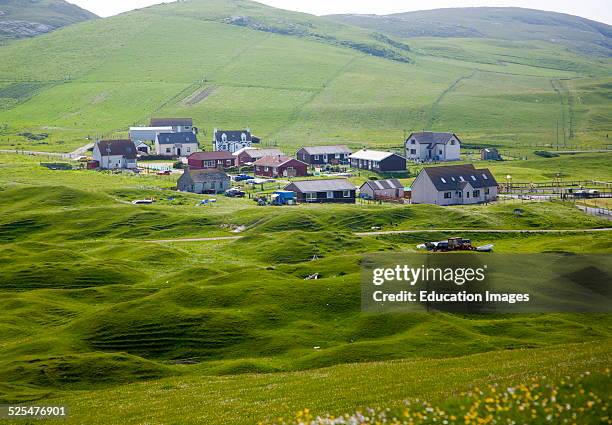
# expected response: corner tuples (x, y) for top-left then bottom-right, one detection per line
(285, 179), (356, 193)
(214, 129), (252, 143)
(349, 149), (403, 161)
(360, 178), (404, 191)
(421, 164), (498, 191)
(184, 169), (229, 183)
(96, 140), (137, 159)
(253, 155), (303, 167)
(150, 118), (193, 127)
(406, 132), (459, 146)
(300, 145), (352, 155)
(156, 132), (199, 145)
(188, 151), (234, 161)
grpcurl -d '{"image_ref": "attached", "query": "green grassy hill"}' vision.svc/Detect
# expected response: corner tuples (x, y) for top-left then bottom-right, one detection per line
(327, 7), (612, 57)
(0, 0), (97, 41)
(0, 0), (609, 154)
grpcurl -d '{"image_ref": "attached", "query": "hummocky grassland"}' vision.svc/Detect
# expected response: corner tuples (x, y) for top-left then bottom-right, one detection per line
(0, 153), (611, 423)
(0, 0), (611, 422)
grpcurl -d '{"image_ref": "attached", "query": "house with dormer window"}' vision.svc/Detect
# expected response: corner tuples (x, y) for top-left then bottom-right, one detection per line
(212, 128), (253, 153)
(405, 132), (461, 162)
(411, 164), (498, 205)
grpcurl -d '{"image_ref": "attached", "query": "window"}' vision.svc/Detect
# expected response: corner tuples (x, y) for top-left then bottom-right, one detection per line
(314, 155), (320, 160)
(459, 176), (465, 182)
(456, 191), (462, 197)
(482, 174), (488, 180)
(326, 191), (334, 199)
(166, 148), (171, 153)
(450, 140), (455, 145)
(222, 133), (227, 142)
(411, 140), (416, 144)
(264, 167), (269, 171)
(343, 190), (350, 198)
(466, 192), (470, 198)
(439, 150), (443, 155)
(444, 192), (452, 199)
(306, 192), (316, 201)
(335, 154), (340, 158)
(473, 190), (480, 197)
(485, 188), (490, 195)
(440, 177), (447, 183)
(451, 177), (456, 181)
(410, 149), (416, 154)
(186, 147), (191, 153)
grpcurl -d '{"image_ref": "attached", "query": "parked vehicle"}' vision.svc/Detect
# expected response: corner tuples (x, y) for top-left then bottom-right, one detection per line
(225, 188), (246, 198)
(156, 170), (171, 175)
(234, 174), (254, 181)
(270, 190), (295, 205)
(416, 237), (494, 252)
(132, 199), (154, 205)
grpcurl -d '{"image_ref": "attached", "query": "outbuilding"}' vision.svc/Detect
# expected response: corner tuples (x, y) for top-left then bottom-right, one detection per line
(253, 156), (308, 178)
(481, 148), (502, 161)
(349, 149), (406, 173)
(359, 179), (405, 200)
(284, 179), (357, 203)
(177, 169), (230, 194)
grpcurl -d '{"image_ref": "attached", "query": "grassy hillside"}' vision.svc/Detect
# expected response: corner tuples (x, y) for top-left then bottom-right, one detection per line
(0, 0), (97, 41)
(327, 7), (612, 57)
(0, 0), (609, 153)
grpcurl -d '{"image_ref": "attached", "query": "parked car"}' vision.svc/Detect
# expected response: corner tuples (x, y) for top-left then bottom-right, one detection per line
(234, 174), (254, 182)
(156, 170), (171, 175)
(132, 199), (154, 205)
(225, 188), (246, 198)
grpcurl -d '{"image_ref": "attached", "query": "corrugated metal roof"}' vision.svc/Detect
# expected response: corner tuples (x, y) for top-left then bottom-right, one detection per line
(350, 149), (400, 161)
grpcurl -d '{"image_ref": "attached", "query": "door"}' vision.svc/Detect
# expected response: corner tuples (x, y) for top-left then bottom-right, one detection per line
(176, 147), (182, 156)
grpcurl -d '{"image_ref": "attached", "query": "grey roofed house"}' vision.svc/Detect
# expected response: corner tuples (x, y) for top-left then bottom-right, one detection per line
(150, 118), (193, 127)
(177, 168), (230, 194)
(156, 132), (199, 144)
(214, 129), (252, 142)
(300, 145), (352, 155)
(407, 132), (459, 146)
(96, 139), (137, 159)
(236, 147), (284, 159)
(285, 178), (356, 192)
(422, 164), (497, 191)
(361, 178), (403, 191)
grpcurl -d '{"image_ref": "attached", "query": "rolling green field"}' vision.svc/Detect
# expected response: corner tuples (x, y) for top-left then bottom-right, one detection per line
(0, 0), (610, 154)
(0, 1), (611, 423)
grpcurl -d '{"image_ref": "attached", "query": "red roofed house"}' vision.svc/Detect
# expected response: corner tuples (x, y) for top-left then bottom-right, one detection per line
(253, 156), (308, 178)
(188, 151), (235, 170)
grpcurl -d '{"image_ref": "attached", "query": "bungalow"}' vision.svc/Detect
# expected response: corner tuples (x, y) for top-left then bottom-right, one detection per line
(234, 147), (285, 166)
(296, 145), (352, 165)
(405, 132), (461, 162)
(411, 164), (498, 206)
(213, 128), (253, 153)
(155, 132), (199, 157)
(359, 179), (405, 200)
(253, 156), (308, 178)
(187, 151), (235, 170)
(93, 139), (138, 170)
(177, 169), (230, 194)
(349, 149), (406, 173)
(150, 118), (194, 133)
(284, 179), (357, 204)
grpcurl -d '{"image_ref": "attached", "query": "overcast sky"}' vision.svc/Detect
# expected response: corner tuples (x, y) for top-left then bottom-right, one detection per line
(67, 0), (612, 24)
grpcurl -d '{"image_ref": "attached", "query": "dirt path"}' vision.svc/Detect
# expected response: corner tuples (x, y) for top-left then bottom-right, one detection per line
(145, 236), (243, 243)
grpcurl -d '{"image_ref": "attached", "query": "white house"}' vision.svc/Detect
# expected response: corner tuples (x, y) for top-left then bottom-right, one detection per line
(213, 129), (252, 153)
(93, 139), (138, 170)
(155, 132), (199, 157)
(150, 118), (194, 133)
(129, 126), (173, 142)
(405, 132), (461, 162)
(411, 164), (498, 205)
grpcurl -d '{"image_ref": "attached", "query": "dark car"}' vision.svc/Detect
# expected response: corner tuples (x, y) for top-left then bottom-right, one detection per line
(234, 174), (254, 182)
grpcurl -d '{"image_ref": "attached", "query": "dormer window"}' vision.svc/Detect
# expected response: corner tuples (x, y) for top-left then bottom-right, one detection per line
(471, 176), (476, 181)
(482, 174), (488, 180)
(241, 133), (246, 141)
(459, 176), (465, 182)
(441, 177), (447, 183)
(451, 177), (456, 181)
(222, 133), (227, 142)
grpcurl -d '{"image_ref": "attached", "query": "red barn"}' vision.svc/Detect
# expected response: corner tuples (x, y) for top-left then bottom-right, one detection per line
(253, 156), (308, 178)
(188, 151), (235, 169)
